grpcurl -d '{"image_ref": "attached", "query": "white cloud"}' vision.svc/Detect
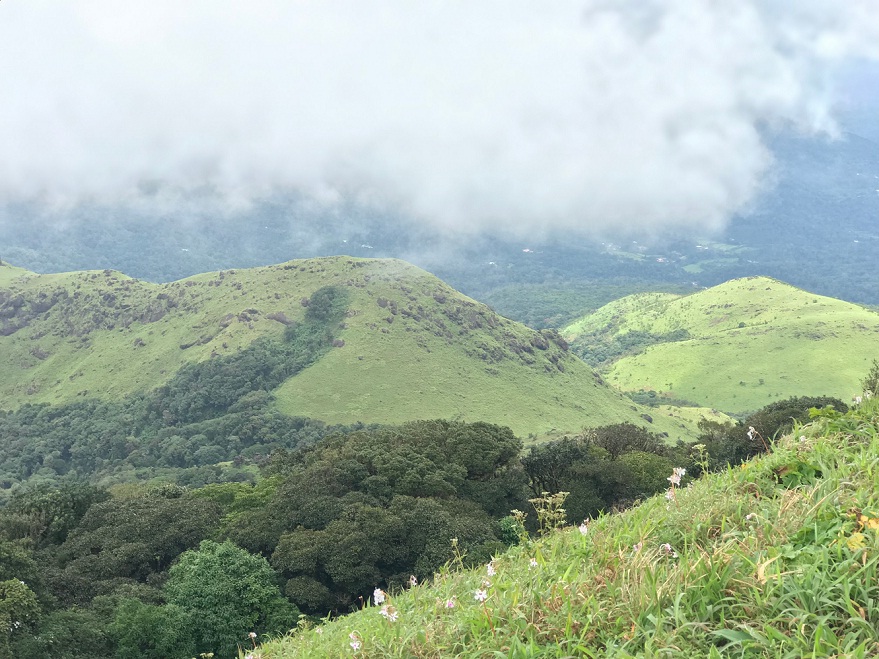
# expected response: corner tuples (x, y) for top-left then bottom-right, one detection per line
(1, 0), (877, 235)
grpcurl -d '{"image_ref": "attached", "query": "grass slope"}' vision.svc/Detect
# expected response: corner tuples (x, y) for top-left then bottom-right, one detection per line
(563, 276), (879, 414)
(0, 257), (695, 438)
(258, 399), (879, 658)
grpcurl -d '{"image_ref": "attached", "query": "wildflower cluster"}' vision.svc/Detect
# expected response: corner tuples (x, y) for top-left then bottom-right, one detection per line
(372, 587), (400, 626)
(667, 467), (686, 486)
(664, 467), (686, 504)
(474, 569), (496, 635)
(379, 604), (399, 622)
(659, 542), (679, 559)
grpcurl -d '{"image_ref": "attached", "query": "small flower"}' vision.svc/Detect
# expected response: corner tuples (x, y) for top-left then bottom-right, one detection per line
(855, 395), (863, 405)
(632, 541), (642, 552)
(665, 489), (674, 501)
(249, 632), (257, 639)
(379, 604), (399, 622)
(349, 632), (362, 652)
(745, 513), (755, 521)
(578, 521), (589, 535)
(482, 579), (492, 588)
(315, 627), (323, 635)
(373, 588), (385, 606)
(474, 589), (488, 602)
(667, 467), (686, 486)
(409, 574), (418, 587)
(659, 543), (679, 558)
(486, 562), (496, 576)
(245, 654), (255, 659)
(529, 557), (538, 569)
(747, 426), (756, 440)
(445, 597), (456, 608)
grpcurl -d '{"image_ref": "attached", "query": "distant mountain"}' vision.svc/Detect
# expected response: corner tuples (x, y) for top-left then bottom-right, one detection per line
(0, 257), (705, 438)
(563, 276), (879, 414)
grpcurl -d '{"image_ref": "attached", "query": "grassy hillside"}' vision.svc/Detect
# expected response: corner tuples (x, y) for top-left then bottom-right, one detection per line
(563, 276), (879, 414)
(0, 258), (697, 438)
(257, 398), (879, 658)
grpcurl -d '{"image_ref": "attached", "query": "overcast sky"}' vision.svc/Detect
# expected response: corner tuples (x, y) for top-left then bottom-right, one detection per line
(2, 1), (878, 236)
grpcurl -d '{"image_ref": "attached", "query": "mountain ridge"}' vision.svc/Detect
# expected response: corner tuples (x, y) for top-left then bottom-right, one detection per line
(563, 275), (879, 413)
(0, 257), (706, 438)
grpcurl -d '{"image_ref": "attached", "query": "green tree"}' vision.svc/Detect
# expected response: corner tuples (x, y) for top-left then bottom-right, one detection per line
(3, 482), (108, 547)
(0, 540), (47, 607)
(19, 607), (114, 659)
(165, 540), (297, 658)
(0, 579), (40, 659)
(862, 359), (879, 396)
(110, 599), (194, 659)
(56, 492), (221, 604)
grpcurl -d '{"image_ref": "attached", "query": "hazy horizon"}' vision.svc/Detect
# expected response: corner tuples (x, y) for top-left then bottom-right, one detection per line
(3, 1), (878, 240)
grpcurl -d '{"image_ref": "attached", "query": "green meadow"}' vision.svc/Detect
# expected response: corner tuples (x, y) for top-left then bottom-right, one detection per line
(563, 276), (879, 414)
(0, 258), (699, 439)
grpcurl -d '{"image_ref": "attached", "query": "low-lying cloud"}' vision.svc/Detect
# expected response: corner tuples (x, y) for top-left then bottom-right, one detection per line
(2, 1), (878, 236)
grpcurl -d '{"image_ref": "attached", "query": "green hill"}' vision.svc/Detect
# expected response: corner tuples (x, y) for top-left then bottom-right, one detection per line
(562, 276), (879, 414)
(0, 257), (699, 438)
(257, 399), (879, 658)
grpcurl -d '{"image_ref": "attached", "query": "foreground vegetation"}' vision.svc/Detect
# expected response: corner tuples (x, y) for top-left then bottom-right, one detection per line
(258, 394), (879, 658)
(0, 391), (844, 658)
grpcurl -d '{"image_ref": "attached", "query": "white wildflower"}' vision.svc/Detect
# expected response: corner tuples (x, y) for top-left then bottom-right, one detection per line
(379, 605), (399, 622)
(474, 589), (488, 602)
(373, 588), (385, 606)
(660, 542), (679, 558)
